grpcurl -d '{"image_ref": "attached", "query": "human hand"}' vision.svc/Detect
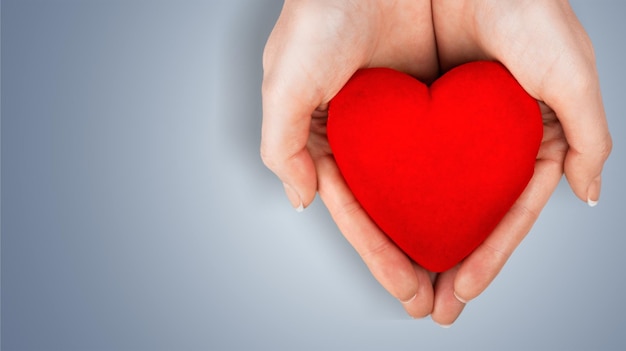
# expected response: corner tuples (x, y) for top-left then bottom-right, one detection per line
(262, 0), (612, 327)
(429, 0), (612, 325)
(260, 0), (441, 318)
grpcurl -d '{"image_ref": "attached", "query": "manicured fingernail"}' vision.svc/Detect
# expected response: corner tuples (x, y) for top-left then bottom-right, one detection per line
(283, 182), (303, 212)
(453, 291), (467, 304)
(587, 176), (601, 207)
(436, 322), (453, 329)
(400, 293), (417, 304)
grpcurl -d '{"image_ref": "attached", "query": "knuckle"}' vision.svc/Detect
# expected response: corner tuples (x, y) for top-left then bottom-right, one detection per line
(259, 143), (280, 171)
(482, 241), (512, 262)
(260, 141), (302, 175)
(509, 202), (539, 226)
(566, 66), (596, 97)
(599, 132), (613, 160)
(360, 237), (394, 262)
(332, 198), (364, 227)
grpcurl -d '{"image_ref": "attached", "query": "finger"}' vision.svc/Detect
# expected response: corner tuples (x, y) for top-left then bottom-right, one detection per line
(431, 265), (465, 327)
(260, 3), (330, 210)
(541, 53), (612, 205)
(315, 154), (432, 314)
(402, 262), (435, 319)
(260, 40), (321, 210)
(516, 2), (612, 205)
(454, 156), (563, 303)
(260, 99), (319, 211)
(260, 2), (362, 210)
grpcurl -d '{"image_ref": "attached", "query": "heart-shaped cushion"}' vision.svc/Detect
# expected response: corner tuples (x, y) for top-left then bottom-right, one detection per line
(327, 61), (542, 272)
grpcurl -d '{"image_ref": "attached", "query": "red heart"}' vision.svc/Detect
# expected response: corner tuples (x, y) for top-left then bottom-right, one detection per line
(327, 61), (542, 272)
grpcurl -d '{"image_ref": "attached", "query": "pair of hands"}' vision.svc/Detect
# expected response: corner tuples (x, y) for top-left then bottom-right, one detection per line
(261, 0), (612, 326)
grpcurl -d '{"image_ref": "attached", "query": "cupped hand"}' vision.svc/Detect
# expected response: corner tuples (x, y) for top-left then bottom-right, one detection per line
(261, 0), (440, 317)
(428, 0), (612, 325)
(261, 0), (612, 326)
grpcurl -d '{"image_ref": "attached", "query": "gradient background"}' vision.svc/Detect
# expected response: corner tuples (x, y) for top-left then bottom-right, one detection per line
(2, 1), (625, 350)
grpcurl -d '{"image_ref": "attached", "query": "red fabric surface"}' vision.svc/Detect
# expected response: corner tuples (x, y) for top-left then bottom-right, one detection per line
(327, 61), (543, 272)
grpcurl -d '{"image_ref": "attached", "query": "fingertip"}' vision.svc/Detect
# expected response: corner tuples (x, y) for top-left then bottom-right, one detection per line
(564, 157), (605, 206)
(453, 265), (479, 304)
(400, 293), (417, 305)
(586, 175), (601, 207)
(452, 280), (476, 306)
(453, 291), (468, 304)
(453, 244), (507, 304)
(562, 126), (612, 205)
(430, 265), (465, 326)
(283, 182), (304, 212)
(399, 281), (423, 318)
(261, 141), (318, 211)
(401, 263), (434, 319)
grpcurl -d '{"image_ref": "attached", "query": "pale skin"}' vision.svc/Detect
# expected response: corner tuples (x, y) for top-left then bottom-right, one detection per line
(261, 0), (612, 326)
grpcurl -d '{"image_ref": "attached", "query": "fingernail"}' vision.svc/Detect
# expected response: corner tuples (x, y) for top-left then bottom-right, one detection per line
(453, 291), (468, 304)
(435, 322), (453, 329)
(283, 182), (303, 212)
(400, 293), (417, 304)
(587, 176), (601, 207)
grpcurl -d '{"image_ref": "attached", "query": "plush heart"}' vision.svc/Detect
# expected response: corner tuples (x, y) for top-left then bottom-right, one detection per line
(327, 61), (543, 272)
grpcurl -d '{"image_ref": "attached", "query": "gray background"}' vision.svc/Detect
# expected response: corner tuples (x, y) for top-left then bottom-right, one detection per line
(1, 0), (625, 350)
